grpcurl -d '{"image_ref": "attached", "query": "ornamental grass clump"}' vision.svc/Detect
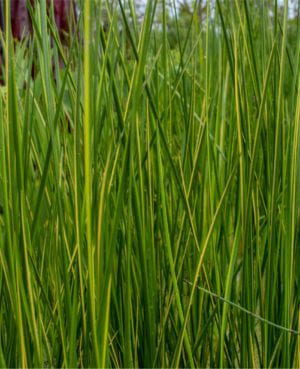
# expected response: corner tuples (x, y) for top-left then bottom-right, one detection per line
(0, 0), (299, 367)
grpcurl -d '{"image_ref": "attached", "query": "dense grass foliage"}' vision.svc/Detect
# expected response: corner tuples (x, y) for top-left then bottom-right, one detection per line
(0, 0), (300, 367)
